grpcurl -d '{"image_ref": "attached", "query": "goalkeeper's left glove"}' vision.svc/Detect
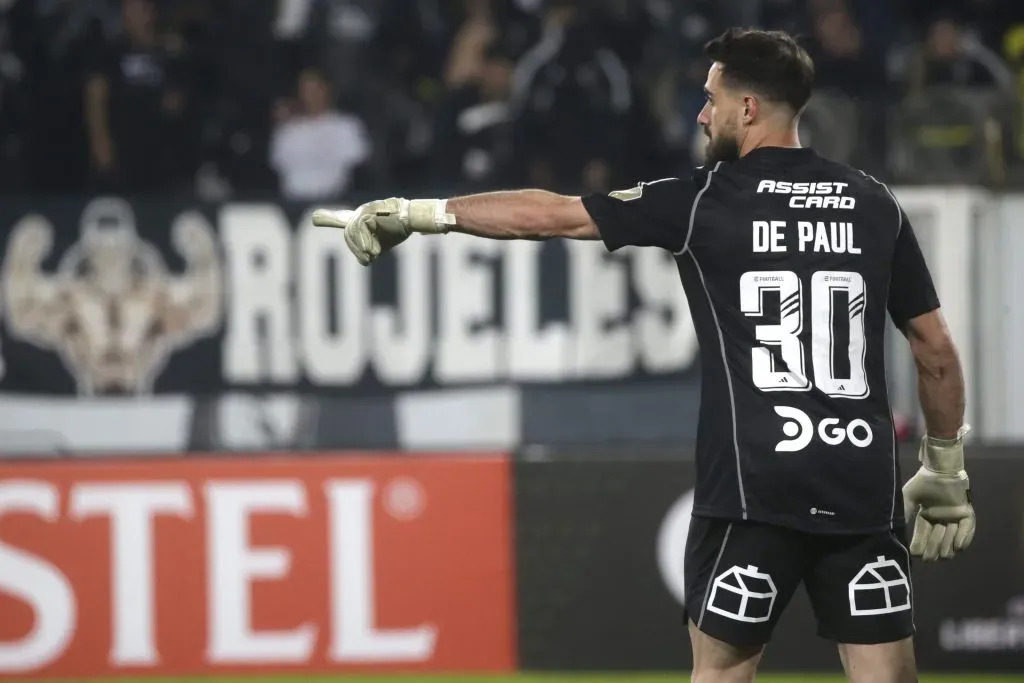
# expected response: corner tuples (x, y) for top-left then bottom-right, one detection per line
(311, 197), (454, 266)
(902, 425), (976, 561)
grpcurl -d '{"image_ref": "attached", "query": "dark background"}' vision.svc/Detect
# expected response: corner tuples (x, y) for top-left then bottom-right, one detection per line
(515, 446), (1024, 673)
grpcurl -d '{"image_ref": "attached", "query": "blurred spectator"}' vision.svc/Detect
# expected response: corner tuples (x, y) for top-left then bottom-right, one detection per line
(2, 0), (1022, 196)
(309, 0), (390, 105)
(908, 0), (1024, 54)
(509, 0), (632, 192)
(0, 7), (22, 190)
(594, 0), (655, 71)
(84, 0), (193, 195)
(269, 68), (371, 201)
(202, 0), (318, 197)
(434, 38), (516, 191)
(903, 15), (1015, 95)
(443, 0), (497, 91)
(760, 0), (810, 36)
(642, 0), (761, 168)
(8, 0), (110, 194)
(808, 7), (885, 97)
(338, 0), (456, 190)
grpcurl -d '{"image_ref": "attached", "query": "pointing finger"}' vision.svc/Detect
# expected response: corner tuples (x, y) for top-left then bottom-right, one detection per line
(312, 209), (356, 229)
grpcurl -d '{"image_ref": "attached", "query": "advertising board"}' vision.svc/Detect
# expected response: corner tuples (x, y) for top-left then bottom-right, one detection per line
(0, 454), (515, 678)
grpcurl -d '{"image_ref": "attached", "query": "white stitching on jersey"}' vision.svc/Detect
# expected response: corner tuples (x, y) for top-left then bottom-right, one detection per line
(858, 168), (903, 528)
(688, 251), (748, 519)
(697, 522), (733, 629)
(857, 169), (903, 237)
(674, 161), (723, 256)
(678, 159), (745, 518)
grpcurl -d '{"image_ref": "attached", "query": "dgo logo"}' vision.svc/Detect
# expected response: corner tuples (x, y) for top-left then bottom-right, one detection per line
(774, 406), (873, 452)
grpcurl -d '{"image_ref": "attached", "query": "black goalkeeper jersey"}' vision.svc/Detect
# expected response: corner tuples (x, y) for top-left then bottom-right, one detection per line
(582, 146), (940, 534)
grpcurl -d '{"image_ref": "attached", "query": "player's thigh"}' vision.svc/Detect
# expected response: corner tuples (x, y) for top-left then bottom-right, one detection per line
(838, 637), (918, 683)
(684, 516), (806, 649)
(688, 620), (763, 683)
(804, 527), (915, 645)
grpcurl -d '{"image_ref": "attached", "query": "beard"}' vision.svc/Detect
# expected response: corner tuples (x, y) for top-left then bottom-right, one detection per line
(704, 128), (741, 165)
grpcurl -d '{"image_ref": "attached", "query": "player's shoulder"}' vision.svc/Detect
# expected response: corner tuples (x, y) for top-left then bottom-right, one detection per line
(816, 157), (897, 198)
(610, 170), (713, 202)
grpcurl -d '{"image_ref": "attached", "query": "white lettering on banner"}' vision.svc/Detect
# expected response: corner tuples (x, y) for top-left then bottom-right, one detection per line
(326, 481), (436, 662)
(0, 483), (76, 673)
(632, 249), (698, 372)
(206, 482), (316, 664)
(222, 205), (298, 383)
(506, 241), (569, 381)
(297, 212), (368, 383)
(69, 484), (192, 666)
(372, 237), (432, 385)
(436, 236), (502, 383)
(218, 207), (700, 386)
(568, 240), (632, 378)
(0, 477), (442, 672)
(940, 617), (1024, 651)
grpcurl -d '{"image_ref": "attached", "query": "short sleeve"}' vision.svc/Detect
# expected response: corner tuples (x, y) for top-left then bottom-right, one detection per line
(581, 172), (706, 253)
(887, 210), (940, 328)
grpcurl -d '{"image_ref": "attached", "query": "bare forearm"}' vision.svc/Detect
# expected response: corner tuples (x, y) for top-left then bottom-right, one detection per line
(915, 347), (965, 440)
(446, 190), (598, 240)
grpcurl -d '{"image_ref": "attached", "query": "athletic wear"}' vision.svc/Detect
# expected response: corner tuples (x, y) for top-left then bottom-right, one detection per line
(683, 517), (915, 646)
(582, 146), (940, 535)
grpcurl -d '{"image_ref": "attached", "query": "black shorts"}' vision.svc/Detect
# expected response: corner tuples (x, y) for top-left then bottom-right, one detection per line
(684, 516), (914, 647)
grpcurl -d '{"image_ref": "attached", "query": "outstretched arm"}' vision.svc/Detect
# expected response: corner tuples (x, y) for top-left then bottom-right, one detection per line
(445, 191), (599, 240)
(311, 177), (696, 265)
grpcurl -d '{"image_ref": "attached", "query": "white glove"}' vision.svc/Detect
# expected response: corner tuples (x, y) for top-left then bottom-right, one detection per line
(311, 197), (454, 266)
(902, 425), (976, 561)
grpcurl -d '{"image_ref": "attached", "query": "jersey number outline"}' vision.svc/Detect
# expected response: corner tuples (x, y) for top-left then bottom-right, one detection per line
(739, 270), (869, 399)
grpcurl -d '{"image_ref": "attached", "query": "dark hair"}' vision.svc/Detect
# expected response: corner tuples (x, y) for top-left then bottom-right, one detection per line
(703, 28), (815, 113)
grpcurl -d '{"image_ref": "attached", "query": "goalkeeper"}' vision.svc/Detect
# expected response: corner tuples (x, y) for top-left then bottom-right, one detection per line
(314, 28), (973, 683)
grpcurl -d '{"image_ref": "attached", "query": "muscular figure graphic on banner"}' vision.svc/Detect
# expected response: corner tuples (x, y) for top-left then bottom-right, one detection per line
(1, 198), (223, 394)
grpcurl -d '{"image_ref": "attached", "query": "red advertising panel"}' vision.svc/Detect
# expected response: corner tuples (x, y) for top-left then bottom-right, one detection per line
(0, 453), (515, 678)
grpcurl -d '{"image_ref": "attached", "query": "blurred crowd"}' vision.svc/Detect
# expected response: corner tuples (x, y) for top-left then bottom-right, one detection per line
(0, 0), (1023, 200)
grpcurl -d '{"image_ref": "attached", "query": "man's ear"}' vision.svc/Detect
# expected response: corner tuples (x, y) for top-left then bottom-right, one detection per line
(742, 95), (760, 125)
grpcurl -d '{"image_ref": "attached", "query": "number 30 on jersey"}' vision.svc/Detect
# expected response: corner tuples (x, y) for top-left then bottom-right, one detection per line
(739, 270), (868, 399)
